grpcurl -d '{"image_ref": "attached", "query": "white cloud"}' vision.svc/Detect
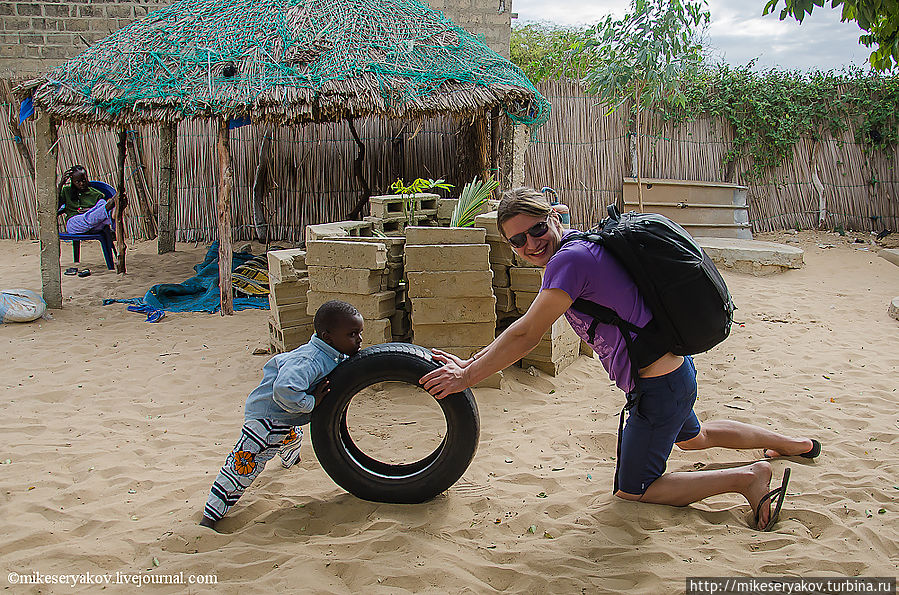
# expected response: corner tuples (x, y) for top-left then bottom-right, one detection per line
(512, 0), (872, 71)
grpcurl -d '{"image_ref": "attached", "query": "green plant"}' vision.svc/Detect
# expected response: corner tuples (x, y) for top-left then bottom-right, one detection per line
(451, 175), (499, 227)
(389, 178), (454, 225)
(575, 0), (710, 211)
(511, 24), (602, 82)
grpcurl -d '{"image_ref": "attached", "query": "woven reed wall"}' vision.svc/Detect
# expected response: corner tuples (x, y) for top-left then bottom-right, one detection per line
(2, 78), (896, 241)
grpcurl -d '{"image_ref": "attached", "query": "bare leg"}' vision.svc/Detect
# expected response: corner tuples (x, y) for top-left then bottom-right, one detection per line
(677, 420), (813, 457)
(616, 461), (776, 530)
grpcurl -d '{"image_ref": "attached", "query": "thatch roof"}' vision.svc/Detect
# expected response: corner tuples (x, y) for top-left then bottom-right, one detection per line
(17, 0), (549, 127)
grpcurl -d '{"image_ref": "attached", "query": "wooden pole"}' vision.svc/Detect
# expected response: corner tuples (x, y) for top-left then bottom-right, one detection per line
(346, 118), (372, 220)
(158, 121), (177, 254)
(216, 118), (234, 316)
(115, 129), (127, 273)
(489, 107), (502, 182)
(34, 111), (61, 308)
(128, 131), (157, 239)
(634, 83), (644, 213)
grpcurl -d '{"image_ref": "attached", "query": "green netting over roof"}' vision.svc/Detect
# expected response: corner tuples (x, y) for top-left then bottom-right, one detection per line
(19, 0), (549, 128)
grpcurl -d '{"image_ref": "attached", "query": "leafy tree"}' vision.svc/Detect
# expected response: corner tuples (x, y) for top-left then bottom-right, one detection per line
(575, 0), (710, 210)
(763, 0), (899, 71)
(510, 24), (601, 82)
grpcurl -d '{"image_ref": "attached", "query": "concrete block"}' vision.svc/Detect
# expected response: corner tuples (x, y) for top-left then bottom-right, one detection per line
(405, 226), (487, 245)
(515, 290), (538, 313)
(267, 248), (306, 283)
(510, 267), (544, 291)
(270, 301), (312, 328)
(514, 253), (541, 268)
(493, 286), (514, 312)
(580, 340), (594, 356)
(474, 211), (502, 238)
(304, 220), (373, 243)
(697, 238), (803, 275)
(369, 193), (439, 218)
(880, 248), (899, 267)
(269, 318), (314, 351)
(305, 240), (387, 269)
(491, 263), (510, 287)
(411, 297), (496, 324)
(269, 278), (309, 306)
(386, 262), (404, 288)
(331, 235), (405, 258)
(521, 350), (580, 376)
(438, 198), (458, 220)
(890, 296), (899, 321)
(488, 240), (516, 265)
(473, 371), (504, 390)
(308, 266), (386, 294)
(363, 318), (392, 346)
(307, 290), (396, 319)
(530, 334), (580, 360)
(390, 309), (411, 335)
(404, 244), (490, 272)
(407, 271), (494, 298)
(412, 322), (496, 347)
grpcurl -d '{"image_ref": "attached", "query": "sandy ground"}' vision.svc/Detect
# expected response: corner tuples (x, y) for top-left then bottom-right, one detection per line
(0, 231), (897, 594)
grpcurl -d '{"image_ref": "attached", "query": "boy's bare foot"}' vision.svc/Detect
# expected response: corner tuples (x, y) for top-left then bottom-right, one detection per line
(199, 516), (218, 530)
(742, 461), (773, 530)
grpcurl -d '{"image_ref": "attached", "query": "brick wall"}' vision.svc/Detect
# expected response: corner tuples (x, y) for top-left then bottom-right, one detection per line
(0, 0), (511, 80)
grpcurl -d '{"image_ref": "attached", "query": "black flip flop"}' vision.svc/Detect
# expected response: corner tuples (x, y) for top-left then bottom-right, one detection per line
(64, 267), (78, 276)
(764, 439), (821, 460)
(755, 467), (791, 531)
(77, 268), (91, 277)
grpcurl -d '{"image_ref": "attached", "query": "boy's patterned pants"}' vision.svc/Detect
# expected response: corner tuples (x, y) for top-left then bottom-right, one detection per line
(204, 419), (303, 522)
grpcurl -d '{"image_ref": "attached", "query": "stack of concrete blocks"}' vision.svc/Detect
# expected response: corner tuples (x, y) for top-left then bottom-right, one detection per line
(437, 198), (458, 227)
(404, 226), (503, 389)
(304, 220), (373, 243)
(266, 248), (313, 353)
(365, 193), (439, 236)
(323, 235), (410, 342)
(508, 267), (582, 375)
(473, 211), (517, 323)
(305, 240), (396, 348)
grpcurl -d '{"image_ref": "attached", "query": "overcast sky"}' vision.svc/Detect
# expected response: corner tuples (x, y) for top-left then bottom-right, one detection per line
(511, 0), (871, 72)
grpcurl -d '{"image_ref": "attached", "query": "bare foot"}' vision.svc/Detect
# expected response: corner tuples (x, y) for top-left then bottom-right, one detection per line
(764, 437), (814, 458)
(742, 461), (773, 530)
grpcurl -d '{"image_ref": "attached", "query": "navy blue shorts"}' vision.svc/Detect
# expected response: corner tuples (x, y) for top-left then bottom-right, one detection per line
(617, 356), (701, 495)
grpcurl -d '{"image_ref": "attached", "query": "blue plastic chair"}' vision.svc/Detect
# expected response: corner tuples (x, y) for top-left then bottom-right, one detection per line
(58, 180), (117, 270)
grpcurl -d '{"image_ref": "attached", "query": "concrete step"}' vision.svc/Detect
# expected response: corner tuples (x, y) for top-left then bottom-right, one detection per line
(697, 237), (804, 275)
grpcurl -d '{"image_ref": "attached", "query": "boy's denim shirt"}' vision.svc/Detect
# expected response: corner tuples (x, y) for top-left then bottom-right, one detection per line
(244, 334), (348, 425)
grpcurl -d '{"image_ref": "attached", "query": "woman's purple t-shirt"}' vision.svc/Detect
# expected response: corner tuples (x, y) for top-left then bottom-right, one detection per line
(540, 230), (653, 392)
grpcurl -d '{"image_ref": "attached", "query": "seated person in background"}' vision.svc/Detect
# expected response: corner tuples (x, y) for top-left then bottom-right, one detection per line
(58, 165), (126, 235)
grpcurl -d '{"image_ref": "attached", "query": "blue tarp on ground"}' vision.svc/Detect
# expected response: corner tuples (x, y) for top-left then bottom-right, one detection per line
(104, 242), (269, 313)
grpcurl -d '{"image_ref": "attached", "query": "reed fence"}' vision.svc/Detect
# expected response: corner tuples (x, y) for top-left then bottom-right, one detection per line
(1, 78), (896, 241)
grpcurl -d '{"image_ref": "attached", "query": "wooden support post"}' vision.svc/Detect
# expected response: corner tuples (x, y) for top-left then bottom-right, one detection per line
(34, 111), (61, 308)
(489, 107), (502, 182)
(127, 131), (157, 240)
(475, 112), (489, 181)
(115, 129), (127, 273)
(346, 118), (372, 220)
(158, 121), (177, 254)
(216, 118), (234, 316)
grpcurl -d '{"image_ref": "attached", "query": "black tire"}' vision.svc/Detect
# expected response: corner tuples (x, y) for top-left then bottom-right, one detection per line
(310, 342), (480, 504)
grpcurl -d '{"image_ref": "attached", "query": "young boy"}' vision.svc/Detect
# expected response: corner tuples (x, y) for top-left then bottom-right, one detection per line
(201, 300), (364, 530)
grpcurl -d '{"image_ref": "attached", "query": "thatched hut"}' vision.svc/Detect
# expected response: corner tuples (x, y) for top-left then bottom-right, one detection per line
(17, 0), (549, 313)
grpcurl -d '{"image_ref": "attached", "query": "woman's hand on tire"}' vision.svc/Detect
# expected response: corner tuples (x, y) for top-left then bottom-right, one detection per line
(420, 349), (471, 400)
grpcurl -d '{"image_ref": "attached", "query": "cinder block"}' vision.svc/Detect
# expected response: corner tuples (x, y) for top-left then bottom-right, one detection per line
(304, 220), (373, 243)
(474, 371), (504, 390)
(270, 300), (313, 328)
(487, 240), (516, 265)
(331, 235), (405, 258)
(510, 267), (544, 291)
(267, 248), (306, 283)
(406, 271), (494, 298)
(474, 211), (503, 240)
(269, 278), (310, 305)
(369, 193), (439, 218)
(493, 286), (514, 312)
(307, 266), (386, 294)
(269, 318), (315, 351)
(438, 198), (458, 220)
(386, 263), (404, 288)
(580, 340), (594, 356)
(390, 309), (411, 336)
(491, 264), (510, 287)
(307, 290), (396, 319)
(412, 322), (496, 347)
(411, 297), (496, 324)
(363, 318), (392, 346)
(405, 226), (487, 245)
(515, 290), (538, 313)
(530, 334), (580, 360)
(305, 240), (387, 269)
(514, 253), (541, 268)
(405, 244), (490, 272)
(521, 350), (580, 376)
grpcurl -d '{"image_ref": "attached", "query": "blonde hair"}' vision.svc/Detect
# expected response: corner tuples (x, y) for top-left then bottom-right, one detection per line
(496, 187), (554, 238)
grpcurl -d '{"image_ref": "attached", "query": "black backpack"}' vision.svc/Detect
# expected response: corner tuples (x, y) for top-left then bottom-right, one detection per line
(559, 205), (734, 374)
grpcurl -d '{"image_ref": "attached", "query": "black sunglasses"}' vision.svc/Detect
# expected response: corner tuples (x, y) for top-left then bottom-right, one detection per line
(507, 219), (550, 248)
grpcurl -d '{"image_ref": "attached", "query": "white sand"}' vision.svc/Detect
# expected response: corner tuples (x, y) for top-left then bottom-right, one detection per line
(1, 231), (896, 593)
